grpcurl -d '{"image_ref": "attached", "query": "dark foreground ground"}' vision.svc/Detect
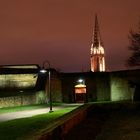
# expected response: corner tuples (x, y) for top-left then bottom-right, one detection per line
(64, 103), (140, 140)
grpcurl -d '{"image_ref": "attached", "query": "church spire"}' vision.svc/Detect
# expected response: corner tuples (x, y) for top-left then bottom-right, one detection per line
(90, 14), (106, 72)
(92, 14), (103, 47)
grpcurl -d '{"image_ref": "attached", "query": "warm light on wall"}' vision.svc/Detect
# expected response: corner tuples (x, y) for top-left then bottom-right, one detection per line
(0, 74), (37, 89)
(75, 87), (86, 94)
(75, 79), (86, 94)
(75, 84), (86, 88)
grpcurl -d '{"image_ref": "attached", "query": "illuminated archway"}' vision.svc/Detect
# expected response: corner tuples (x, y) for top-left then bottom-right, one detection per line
(75, 83), (86, 103)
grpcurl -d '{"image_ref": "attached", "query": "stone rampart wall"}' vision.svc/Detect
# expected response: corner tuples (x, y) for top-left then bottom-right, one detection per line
(0, 94), (36, 108)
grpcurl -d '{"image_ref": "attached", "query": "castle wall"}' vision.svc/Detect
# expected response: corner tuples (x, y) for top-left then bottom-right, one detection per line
(110, 74), (132, 101)
(95, 73), (110, 101)
(110, 70), (140, 102)
(45, 72), (62, 103)
(0, 68), (139, 108)
(61, 70), (140, 103)
(0, 94), (36, 108)
(61, 72), (110, 103)
(0, 68), (62, 108)
(61, 75), (76, 103)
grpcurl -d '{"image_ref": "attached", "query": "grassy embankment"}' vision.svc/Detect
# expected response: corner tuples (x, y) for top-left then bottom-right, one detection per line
(0, 104), (80, 140)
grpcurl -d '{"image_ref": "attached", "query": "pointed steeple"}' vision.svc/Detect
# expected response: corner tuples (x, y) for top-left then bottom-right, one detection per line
(92, 14), (103, 48)
(90, 14), (106, 72)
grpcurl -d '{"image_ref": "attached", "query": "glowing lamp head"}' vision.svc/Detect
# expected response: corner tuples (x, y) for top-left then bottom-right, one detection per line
(78, 79), (84, 83)
(40, 69), (47, 73)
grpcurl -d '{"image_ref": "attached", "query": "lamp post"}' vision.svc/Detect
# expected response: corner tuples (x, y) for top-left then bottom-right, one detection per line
(40, 60), (53, 113)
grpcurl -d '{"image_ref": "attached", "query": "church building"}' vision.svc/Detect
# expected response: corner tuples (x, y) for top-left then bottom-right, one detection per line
(90, 15), (105, 72)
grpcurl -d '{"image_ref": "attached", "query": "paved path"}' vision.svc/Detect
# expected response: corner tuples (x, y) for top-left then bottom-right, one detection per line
(0, 103), (82, 122)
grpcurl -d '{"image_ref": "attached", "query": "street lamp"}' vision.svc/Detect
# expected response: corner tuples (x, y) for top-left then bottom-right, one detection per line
(40, 60), (53, 113)
(78, 79), (85, 85)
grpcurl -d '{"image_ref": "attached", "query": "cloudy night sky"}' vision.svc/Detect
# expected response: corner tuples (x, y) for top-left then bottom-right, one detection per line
(0, 0), (140, 72)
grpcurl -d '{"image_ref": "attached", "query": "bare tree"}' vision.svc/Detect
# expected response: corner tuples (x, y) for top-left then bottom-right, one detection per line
(127, 25), (140, 67)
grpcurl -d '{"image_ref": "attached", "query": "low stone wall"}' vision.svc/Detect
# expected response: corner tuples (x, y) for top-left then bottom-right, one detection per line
(0, 89), (61, 108)
(26, 105), (90, 140)
(0, 94), (36, 108)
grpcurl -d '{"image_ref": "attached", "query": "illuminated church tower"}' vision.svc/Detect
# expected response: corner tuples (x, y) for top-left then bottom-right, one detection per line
(90, 15), (105, 72)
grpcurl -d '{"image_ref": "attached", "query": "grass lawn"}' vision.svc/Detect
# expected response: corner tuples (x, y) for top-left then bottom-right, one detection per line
(0, 106), (79, 140)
